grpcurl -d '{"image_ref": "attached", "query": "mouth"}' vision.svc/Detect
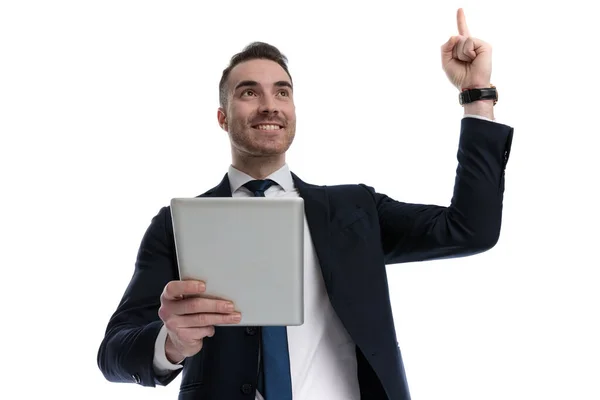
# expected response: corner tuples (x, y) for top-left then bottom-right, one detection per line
(251, 123), (284, 131)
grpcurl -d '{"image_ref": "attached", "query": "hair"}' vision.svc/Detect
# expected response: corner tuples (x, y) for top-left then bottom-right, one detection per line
(219, 41), (292, 109)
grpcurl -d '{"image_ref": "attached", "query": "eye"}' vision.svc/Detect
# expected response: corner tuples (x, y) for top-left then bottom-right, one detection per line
(241, 89), (256, 97)
(278, 90), (289, 97)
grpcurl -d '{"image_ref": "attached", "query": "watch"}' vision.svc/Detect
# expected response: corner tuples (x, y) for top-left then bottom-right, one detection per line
(459, 84), (498, 106)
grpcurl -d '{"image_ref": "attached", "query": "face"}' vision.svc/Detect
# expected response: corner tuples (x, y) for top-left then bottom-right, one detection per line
(218, 59), (296, 158)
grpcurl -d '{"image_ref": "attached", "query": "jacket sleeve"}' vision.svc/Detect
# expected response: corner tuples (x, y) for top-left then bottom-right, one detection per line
(97, 206), (182, 387)
(365, 117), (514, 264)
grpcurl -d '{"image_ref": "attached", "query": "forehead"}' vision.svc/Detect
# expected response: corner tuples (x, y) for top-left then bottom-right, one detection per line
(228, 59), (291, 90)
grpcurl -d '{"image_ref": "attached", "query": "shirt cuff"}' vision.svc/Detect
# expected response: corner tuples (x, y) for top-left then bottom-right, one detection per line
(153, 324), (184, 376)
(463, 114), (497, 123)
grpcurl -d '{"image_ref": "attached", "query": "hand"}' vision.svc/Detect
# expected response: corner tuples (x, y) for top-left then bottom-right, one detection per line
(441, 8), (492, 90)
(158, 280), (241, 363)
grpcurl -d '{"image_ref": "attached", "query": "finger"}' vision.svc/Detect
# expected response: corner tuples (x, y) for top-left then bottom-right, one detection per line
(453, 36), (472, 63)
(441, 36), (459, 65)
(159, 297), (236, 324)
(162, 280), (206, 301)
(457, 8), (470, 37)
(171, 297), (236, 316)
(452, 37), (463, 60)
(176, 312), (242, 328)
(469, 37), (490, 55)
(462, 37), (477, 61)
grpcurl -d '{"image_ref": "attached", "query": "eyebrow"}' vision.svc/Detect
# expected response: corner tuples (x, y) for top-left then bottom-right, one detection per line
(234, 80), (293, 91)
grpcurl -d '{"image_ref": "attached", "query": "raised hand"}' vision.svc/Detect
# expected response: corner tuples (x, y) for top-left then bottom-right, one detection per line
(441, 8), (492, 90)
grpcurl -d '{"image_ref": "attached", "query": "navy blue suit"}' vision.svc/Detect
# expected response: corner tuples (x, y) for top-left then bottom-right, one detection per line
(98, 117), (514, 399)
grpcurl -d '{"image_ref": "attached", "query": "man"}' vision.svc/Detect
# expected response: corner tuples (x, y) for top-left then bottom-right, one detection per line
(98, 8), (513, 400)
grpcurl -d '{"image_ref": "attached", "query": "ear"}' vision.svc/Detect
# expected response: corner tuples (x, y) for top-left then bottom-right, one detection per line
(217, 108), (228, 131)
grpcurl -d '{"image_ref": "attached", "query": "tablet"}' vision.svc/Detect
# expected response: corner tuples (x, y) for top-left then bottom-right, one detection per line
(170, 197), (304, 326)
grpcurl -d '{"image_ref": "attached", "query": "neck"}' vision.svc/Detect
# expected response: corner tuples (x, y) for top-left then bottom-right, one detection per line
(231, 152), (286, 180)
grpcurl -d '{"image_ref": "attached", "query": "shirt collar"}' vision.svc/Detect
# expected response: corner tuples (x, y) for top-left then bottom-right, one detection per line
(227, 163), (295, 194)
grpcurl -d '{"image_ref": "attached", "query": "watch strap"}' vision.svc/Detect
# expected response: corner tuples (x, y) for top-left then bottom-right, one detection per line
(459, 85), (498, 106)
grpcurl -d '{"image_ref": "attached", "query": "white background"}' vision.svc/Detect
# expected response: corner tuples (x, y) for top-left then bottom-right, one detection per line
(1, 0), (599, 399)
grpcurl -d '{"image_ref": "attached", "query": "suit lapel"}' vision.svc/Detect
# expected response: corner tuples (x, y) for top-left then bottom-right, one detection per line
(291, 173), (334, 293)
(200, 174), (233, 198)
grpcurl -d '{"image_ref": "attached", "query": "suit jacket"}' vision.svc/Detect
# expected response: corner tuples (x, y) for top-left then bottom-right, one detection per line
(97, 117), (514, 399)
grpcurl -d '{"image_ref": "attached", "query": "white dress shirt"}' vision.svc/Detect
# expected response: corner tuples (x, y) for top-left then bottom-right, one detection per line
(152, 114), (498, 398)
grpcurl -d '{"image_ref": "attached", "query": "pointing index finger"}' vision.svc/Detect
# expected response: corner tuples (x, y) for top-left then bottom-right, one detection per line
(457, 8), (471, 37)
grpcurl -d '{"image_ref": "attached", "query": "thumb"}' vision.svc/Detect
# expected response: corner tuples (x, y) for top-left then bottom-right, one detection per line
(441, 36), (458, 66)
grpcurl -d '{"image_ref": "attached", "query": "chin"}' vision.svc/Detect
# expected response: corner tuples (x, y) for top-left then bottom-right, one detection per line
(248, 140), (292, 156)
(255, 145), (289, 156)
(231, 129), (294, 156)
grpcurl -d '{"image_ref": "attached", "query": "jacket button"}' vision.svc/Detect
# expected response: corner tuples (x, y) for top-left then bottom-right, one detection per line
(132, 374), (141, 384)
(240, 383), (253, 395)
(245, 327), (257, 336)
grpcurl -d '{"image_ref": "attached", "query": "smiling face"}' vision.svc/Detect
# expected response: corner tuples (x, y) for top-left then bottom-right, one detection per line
(217, 59), (296, 161)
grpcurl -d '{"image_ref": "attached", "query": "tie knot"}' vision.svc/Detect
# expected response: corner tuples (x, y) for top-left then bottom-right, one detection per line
(243, 179), (276, 197)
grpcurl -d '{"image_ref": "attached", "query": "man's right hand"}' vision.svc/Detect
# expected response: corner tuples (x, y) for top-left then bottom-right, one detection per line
(158, 280), (241, 363)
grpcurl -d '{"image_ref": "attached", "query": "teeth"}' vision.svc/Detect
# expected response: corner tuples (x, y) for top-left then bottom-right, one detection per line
(255, 124), (281, 130)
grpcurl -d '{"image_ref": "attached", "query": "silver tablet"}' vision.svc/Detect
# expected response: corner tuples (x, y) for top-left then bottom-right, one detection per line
(170, 197), (304, 326)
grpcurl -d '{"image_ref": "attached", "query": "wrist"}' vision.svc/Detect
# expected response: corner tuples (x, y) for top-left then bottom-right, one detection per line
(463, 100), (495, 120)
(165, 335), (186, 364)
(459, 83), (496, 120)
(461, 84), (490, 91)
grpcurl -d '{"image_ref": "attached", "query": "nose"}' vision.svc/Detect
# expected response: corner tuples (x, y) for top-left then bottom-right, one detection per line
(258, 95), (279, 115)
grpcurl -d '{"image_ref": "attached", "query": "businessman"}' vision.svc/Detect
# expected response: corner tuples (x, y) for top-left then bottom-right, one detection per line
(98, 8), (513, 400)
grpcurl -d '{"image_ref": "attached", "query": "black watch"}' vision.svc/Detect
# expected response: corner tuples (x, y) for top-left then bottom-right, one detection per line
(459, 85), (498, 106)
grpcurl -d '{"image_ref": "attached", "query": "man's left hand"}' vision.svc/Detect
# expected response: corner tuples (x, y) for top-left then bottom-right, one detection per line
(441, 8), (492, 90)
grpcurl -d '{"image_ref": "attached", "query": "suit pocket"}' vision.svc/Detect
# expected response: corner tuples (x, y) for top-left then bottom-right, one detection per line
(333, 208), (373, 251)
(335, 208), (368, 231)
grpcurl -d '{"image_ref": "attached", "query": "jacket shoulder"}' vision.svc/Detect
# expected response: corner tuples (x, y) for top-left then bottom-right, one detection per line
(326, 182), (377, 199)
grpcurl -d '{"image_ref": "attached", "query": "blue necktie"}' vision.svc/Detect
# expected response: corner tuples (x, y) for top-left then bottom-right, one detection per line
(244, 179), (277, 198)
(243, 179), (293, 400)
